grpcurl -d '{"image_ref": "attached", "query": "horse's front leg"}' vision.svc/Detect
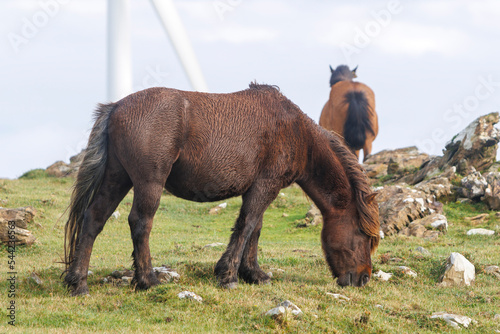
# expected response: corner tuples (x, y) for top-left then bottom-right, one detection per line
(215, 182), (279, 288)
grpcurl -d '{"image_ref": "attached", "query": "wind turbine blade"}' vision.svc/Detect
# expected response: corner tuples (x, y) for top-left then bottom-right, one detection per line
(107, 0), (133, 101)
(149, 0), (209, 92)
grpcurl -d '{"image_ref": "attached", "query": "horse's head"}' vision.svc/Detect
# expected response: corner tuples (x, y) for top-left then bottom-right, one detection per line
(321, 192), (379, 287)
(329, 64), (358, 87)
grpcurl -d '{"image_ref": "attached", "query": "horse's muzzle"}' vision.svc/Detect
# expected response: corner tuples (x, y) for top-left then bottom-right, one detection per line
(337, 271), (371, 287)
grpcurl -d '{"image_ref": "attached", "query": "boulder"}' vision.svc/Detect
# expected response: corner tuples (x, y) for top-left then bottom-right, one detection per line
(376, 184), (443, 236)
(441, 112), (500, 172)
(363, 146), (429, 182)
(483, 172), (500, 210)
(413, 113), (500, 183)
(439, 253), (475, 286)
(457, 168), (487, 199)
(46, 150), (85, 177)
(305, 204), (322, 226)
(0, 207), (37, 246)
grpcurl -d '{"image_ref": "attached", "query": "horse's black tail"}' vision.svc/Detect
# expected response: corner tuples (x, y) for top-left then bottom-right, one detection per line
(343, 91), (374, 151)
(64, 103), (115, 270)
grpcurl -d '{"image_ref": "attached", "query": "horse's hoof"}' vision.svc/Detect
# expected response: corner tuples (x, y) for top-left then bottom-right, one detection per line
(70, 287), (90, 297)
(220, 281), (238, 289)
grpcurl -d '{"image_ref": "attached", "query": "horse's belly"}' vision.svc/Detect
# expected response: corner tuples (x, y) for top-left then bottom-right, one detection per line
(164, 157), (255, 202)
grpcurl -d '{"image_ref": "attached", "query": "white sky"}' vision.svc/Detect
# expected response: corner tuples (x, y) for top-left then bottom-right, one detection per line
(1, 0), (500, 178)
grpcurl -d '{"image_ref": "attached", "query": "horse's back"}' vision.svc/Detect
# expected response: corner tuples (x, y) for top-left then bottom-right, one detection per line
(107, 86), (311, 202)
(319, 81), (377, 136)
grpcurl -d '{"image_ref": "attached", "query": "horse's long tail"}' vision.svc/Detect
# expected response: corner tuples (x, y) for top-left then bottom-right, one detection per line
(64, 103), (115, 269)
(343, 91), (374, 150)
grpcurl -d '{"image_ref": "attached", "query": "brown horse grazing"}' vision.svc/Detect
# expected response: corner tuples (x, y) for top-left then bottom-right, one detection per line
(319, 65), (378, 161)
(63, 83), (380, 296)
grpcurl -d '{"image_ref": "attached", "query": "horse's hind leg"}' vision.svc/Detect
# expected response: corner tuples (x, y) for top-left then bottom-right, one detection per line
(128, 181), (165, 290)
(215, 180), (280, 288)
(238, 218), (271, 284)
(65, 158), (132, 296)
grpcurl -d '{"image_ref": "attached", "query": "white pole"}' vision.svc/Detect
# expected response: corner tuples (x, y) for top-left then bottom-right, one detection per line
(107, 0), (133, 101)
(149, 0), (209, 92)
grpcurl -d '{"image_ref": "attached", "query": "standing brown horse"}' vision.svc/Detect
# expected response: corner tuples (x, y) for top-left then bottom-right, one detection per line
(319, 65), (378, 161)
(63, 83), (380, 296)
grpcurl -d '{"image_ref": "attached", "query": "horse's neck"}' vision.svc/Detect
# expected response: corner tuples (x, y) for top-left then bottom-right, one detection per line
(297, 137), (352, 215)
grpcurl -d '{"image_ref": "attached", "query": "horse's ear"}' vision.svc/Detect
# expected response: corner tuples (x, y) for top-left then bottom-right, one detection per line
(352, 65), (358, 78)
(364, 192), (377, 204)
(330, 65), (334, 73)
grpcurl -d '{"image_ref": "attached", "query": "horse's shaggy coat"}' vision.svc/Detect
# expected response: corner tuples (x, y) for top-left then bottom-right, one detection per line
(64, 83), (380, 296)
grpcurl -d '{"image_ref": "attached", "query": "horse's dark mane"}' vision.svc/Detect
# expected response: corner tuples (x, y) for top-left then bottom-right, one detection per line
(322, 128), (380, 250)
(248, 82), (281, 92)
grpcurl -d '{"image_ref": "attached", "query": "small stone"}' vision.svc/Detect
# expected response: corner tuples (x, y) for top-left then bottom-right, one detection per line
(178, 291), (202, 302)
(431, 312), (473, 329)
(484, 265), (500, 279)
(415, 246), (431, 256)
(467, 228), (495, 236)
(208, 203), (227, 214)
(439, 252), (475, 286)
(379, 230), (385, 239)
(153, 266), (180, 283)
(464, 213), (490, 225)
(326, 292), (350, 302)
(265, 300), (302, 318)
(203, 242), (225, 248)
(30, 272), (42, 285)
(265, 306), (286, 317)
(267, 272), (273, 278)
(373, 270), (392, 281)
(375, 304), (383, 309)
(87, 270), (93, 276)
(112, 211), (120, 219)
(122, 276), (133, 284)
(397, 266), (417, 277)
(282, 213), (289, 217)
(102, 277), (108, 283)
(494, 313), (500, 321)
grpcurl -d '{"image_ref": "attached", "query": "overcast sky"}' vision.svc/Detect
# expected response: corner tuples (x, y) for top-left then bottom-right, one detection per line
(1, 0), (500, 179)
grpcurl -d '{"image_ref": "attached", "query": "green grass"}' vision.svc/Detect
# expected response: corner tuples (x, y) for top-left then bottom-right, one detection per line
(0, 176), (499, 333)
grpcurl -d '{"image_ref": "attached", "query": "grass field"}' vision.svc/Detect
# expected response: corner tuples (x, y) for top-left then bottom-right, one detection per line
(1, 171), (499, 333)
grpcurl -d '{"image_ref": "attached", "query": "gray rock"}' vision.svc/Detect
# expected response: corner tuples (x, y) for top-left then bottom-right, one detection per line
(484, 265), (500, 279)
(397, 266), (417, 277)
(415, 246), (431, 256)
(305, 204), (323, 226)
(466, 228), (495, 236)
(431, 312), (473, 329)
(458, 168), (488, 199)
(178, 290), (203, 302)
(153, 266), (180, 283)
(203, 242), (225, 248)
(373, 270), (392, 281)
(439, 253), (475, 286)
(0, 206), (37, 246)
(483, 172), (500, 210)
(326, 293), (350, 302)
(30, 272), (43, 285)
(265, 300), (302, 318)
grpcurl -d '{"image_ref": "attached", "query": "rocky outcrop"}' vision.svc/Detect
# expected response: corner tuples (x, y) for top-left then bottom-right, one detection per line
(0, 206), (37, 246)
(441, 112), (500, 172)
(376, 184), (446, 238)
(46, 150), (85, 178)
